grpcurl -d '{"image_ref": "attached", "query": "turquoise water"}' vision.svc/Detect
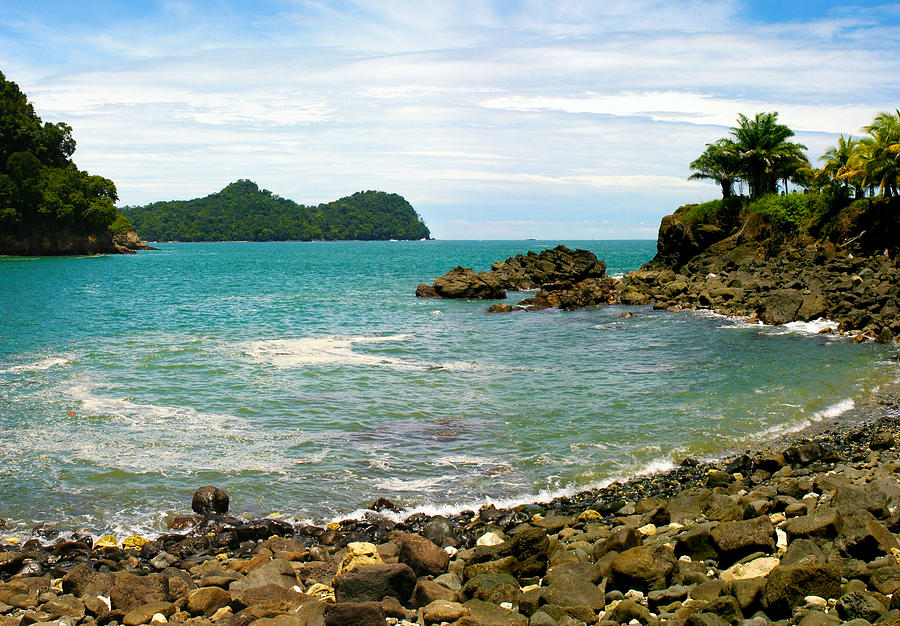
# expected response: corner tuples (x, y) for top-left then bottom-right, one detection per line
(0, 240), (897, 536)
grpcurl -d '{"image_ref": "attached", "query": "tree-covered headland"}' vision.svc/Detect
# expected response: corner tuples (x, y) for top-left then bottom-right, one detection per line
(121, 181), (431, 242)
(683, 110), (899, 251)
(0, 70), (136, 254)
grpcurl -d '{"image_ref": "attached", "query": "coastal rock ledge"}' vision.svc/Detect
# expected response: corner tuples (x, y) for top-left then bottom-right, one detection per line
(416, 245), (613, 309)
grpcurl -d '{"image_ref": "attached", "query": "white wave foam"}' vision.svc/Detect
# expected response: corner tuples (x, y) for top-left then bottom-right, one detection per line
(326, 454), (682, 526)
(0, 357), (69, 374)
(241, 334), (413, 369)
(776, 318), (839, 336)
(754, 398), (856, 439)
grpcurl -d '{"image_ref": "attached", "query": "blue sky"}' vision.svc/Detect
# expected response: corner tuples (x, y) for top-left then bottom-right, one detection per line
(2, 1), (898, 239)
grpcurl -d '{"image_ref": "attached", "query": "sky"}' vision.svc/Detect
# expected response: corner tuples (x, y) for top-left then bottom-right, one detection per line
(1, 1), (898, 239)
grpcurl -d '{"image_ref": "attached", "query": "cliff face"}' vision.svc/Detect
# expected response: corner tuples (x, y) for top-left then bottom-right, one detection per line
(0, 230), (155, 256)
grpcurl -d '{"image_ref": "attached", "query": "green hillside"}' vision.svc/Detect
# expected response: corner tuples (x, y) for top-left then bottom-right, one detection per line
(0, 70), (130, 254)
(121, 180), (431, 242)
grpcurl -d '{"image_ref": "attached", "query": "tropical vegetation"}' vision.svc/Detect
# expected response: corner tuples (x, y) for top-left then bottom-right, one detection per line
(686, 110), (899, 231)
(0, 70), (127, 241)
(121, 180), (431, 241)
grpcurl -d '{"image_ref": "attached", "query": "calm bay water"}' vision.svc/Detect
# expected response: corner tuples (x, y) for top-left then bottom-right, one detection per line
(0, 240), (897, 536)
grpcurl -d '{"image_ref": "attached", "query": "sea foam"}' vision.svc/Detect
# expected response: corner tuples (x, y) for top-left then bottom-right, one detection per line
(0, 357), (69, 374)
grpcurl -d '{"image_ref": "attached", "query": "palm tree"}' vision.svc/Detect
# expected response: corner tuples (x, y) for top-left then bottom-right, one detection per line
(849, 110), (900, 198)
(688, 139), (741, 199)
(818, 135), (863, 198)
(729, 112), (809, 198)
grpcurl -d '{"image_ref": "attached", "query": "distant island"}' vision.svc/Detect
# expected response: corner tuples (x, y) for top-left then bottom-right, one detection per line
(0, 70), (146, 255)
(121, 180), (431, 242)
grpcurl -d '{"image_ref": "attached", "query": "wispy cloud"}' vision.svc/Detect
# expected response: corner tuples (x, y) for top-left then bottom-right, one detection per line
(2, 0), (898, 238)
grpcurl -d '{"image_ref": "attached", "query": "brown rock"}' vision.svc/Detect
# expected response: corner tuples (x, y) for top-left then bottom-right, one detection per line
(323, 601), (386, 625)
(332, 563), (416, 604)
(412, 579), (458, 608)
(710, 516), (776, 563)
(109, 572), (169, 612)
(186, 586), (232, 616)
(390, 531), (449, 577)
(609, 544), (678, 592)
(122, 601), (176, 626)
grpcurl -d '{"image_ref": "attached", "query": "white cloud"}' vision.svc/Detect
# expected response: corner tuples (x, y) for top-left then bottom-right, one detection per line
(4, 0), (898, 237)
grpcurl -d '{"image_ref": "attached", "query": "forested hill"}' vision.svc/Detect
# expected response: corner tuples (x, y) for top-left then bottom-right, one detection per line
(121, 180), (431, 241)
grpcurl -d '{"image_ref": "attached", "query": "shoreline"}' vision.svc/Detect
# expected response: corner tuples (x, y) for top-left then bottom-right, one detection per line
(1, 310), (896, 543)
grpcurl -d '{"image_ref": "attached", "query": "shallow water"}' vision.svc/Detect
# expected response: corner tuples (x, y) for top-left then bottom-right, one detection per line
(0, 240), (896, 536)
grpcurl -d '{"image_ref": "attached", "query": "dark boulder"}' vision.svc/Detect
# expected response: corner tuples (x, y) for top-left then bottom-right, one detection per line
(191, 486), (229, 515)
(333, 563), (416, 604)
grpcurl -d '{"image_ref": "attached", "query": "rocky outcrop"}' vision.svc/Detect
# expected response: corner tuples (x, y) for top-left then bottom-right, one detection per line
(490, 245), (607, 289)
(416, 266), (505, 300)
(416, 245), (607, 300)
(617, 240), (900, 342)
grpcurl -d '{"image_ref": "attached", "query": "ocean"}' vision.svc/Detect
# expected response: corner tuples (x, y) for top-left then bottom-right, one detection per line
(0, 240), (896, 538)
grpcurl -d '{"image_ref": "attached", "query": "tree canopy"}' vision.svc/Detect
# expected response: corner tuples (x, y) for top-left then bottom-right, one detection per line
(0, 70), (122, 237)
(689, 112), (809, 199)
(121, 180), (431, 242)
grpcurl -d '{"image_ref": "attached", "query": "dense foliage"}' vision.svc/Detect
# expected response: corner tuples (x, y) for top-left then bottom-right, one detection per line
(121, 180), (431, 241)
(817, 110), (900, 200)
(691, 110), (899, 208)
(0, 70), (122, 237)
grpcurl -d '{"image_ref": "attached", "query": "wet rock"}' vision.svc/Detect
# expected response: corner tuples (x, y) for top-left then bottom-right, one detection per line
(332, 563), (416, 604)
(430, 266), (506, 300)
(541, 573), (606, 611)
(191, 486), (229, 515)
(835, 510), (900, 561)
(122, 601), (176, 626)
(369, 498), (401, 513)
(833, 485), (890, 519)
(836, 590), (888, 622)
(675, 523), (718, 561)
(462, 598), (528, 625)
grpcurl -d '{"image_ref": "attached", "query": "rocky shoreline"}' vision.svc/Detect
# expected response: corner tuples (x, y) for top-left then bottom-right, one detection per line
(415, 201), (900, 344)
(2, 381), (900, 626)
